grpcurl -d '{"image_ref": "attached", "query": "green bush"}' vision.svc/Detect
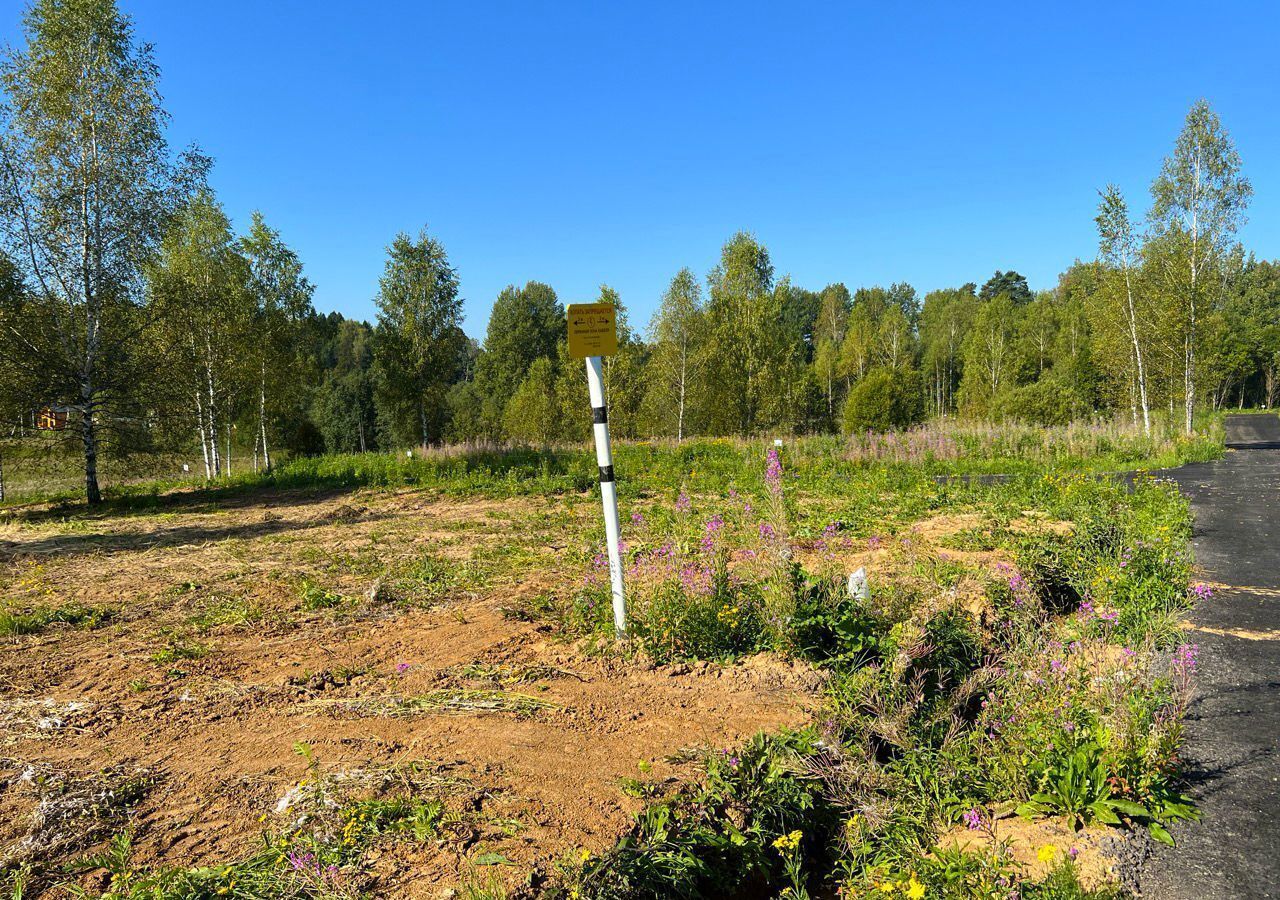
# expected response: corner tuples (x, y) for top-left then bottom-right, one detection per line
(842, 368), (925, 434)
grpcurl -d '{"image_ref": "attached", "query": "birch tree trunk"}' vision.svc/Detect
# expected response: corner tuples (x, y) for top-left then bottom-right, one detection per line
(195, 389), (211, 479)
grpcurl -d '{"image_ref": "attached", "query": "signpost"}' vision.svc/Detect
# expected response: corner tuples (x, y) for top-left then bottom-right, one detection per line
(567, 303), (626, 635)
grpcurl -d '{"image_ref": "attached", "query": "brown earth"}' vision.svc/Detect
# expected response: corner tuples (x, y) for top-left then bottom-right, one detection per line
(0, 488), (819, 896)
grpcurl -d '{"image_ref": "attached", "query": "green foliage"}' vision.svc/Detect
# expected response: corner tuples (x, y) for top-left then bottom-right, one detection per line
(842, 368), (925, 433)
(0, 602), (113, 636)
(372, 228), (466, 446)
(553, 454), (1202, 898)
(297, 579), (344, 611)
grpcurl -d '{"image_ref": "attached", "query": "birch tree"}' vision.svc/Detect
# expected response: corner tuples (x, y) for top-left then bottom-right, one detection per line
(1149, 100), (1251, 433)
(0, 0), (200, 502)
(811, 283), (850, 426)
(241, 211), (314, 471)
(148, 189), (253, 479)
(1096, 185), (1152, 434)
(703, 232), (779, 434)
(645, 267), (704, 440)
(372, 229), (465, 447)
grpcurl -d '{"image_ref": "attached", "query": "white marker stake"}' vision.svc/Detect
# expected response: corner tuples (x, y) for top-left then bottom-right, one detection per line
(585, 354), (627, 635)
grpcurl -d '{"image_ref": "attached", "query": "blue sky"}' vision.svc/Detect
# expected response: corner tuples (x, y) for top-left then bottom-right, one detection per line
(6, 1), (1279, 338)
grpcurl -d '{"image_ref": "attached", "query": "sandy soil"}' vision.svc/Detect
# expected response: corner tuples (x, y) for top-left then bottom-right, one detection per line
(0, 487), (820, 896)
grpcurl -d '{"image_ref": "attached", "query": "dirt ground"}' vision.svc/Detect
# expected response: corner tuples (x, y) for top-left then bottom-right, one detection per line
(0, 487), (822, 895)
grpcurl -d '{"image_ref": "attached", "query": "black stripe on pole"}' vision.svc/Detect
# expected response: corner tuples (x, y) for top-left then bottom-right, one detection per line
(592, 406), (608, 425)
(598, 465), (615, 483)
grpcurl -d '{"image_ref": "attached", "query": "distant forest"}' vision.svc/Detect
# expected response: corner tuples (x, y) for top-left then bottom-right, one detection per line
(1, 1), (1277, 502)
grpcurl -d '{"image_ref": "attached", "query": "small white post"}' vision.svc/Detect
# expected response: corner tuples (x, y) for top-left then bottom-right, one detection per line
(585, 354), (626, 635)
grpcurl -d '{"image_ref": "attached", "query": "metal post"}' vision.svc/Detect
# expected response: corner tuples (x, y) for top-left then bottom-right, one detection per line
(585, 354), (626, 635)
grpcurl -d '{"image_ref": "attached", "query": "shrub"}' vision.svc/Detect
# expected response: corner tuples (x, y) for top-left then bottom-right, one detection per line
(842, 368), (925, 434)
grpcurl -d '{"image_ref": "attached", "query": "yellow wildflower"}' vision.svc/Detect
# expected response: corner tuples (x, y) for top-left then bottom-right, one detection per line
(771, 829), (803, 852)
(906, 873), (926, 899)
(1038, 844), (1058, 863)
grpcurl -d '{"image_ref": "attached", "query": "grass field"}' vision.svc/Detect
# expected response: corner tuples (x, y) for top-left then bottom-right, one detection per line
(0, 419), (1222, 898)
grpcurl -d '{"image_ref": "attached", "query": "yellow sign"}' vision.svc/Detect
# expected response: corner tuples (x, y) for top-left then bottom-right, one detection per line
(566, 303), (618, 358)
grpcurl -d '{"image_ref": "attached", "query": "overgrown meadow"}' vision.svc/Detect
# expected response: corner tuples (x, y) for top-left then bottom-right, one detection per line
(0, 419), (1221, 900)
(544, 441), (1209, 899)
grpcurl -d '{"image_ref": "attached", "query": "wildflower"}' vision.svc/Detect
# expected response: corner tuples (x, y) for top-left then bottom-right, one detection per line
(631, 511), (645, 526)
(962, 807), (983, 830)
(578, 847), (592, 862)
(906, 874), (926, 899)
(1190, 582), (1214, 602)
(396, 662), (411, 674)
(765, 447), (783, 493)
(1173, 642), (1199, 674)
(759, 522), (776, 539)
(1069, 846), (1080, 859)
(771, 829), (803, 852)
(676, 491), (691, 512)
(1037, 844), (1058, 863)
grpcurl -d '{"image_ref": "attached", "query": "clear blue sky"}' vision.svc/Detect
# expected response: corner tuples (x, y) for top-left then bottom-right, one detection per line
(7, 1), (1279, 338)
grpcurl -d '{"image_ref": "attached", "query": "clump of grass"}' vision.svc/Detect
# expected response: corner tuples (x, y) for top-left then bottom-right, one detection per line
(187, 595), (264, 632)
(0, 603), (113, 637)
(149, 635), (207, 666)
(444, 662), (579, 687)
(297, 579), (344, 611)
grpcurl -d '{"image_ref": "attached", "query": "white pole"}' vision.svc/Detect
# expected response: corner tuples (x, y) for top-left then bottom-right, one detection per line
(585, 354), (626, 635)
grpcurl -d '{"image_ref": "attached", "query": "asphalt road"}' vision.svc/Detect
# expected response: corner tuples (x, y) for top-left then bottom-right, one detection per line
(1138, 414), (1280, 899)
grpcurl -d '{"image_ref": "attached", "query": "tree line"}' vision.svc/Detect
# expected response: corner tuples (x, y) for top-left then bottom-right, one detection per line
(2, 1), (1278, 504)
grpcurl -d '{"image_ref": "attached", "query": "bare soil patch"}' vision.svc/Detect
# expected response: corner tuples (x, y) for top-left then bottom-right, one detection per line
(0, 488), (817, 895)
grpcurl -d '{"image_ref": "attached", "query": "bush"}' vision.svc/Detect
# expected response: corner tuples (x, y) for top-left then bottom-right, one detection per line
(842, 368), (925, 434)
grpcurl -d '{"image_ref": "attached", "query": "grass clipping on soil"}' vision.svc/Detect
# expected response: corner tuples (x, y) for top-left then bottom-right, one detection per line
(296, 689), (563, 718)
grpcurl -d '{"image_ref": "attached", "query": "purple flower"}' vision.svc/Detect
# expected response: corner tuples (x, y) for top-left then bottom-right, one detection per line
(765, 448), (783, 494)
(1190, 582), (1214, 602)
(288, 849), (318, 873)
(631, 511), (645, 526)
(963, 807), (983, 830)
(396, 662), (411, 674)
(676, 491), (691, 512)
(1173, 642), (1199, 675)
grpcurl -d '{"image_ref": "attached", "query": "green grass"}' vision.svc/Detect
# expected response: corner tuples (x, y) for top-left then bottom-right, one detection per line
(548, 468), (1200, 899)
(0, 602), (114, 636)
(0, 418), (1218, 898)
(0, 417), (1224, 511)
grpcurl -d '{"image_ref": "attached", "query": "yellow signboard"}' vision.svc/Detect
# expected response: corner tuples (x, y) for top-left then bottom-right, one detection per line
(566, 303), (618, 358)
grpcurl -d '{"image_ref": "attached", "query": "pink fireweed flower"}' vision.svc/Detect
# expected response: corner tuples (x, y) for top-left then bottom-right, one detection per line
(1173, 642), (1199, 674)
(1190, 582), (1214, 602)
(765, 447), (783, 494)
